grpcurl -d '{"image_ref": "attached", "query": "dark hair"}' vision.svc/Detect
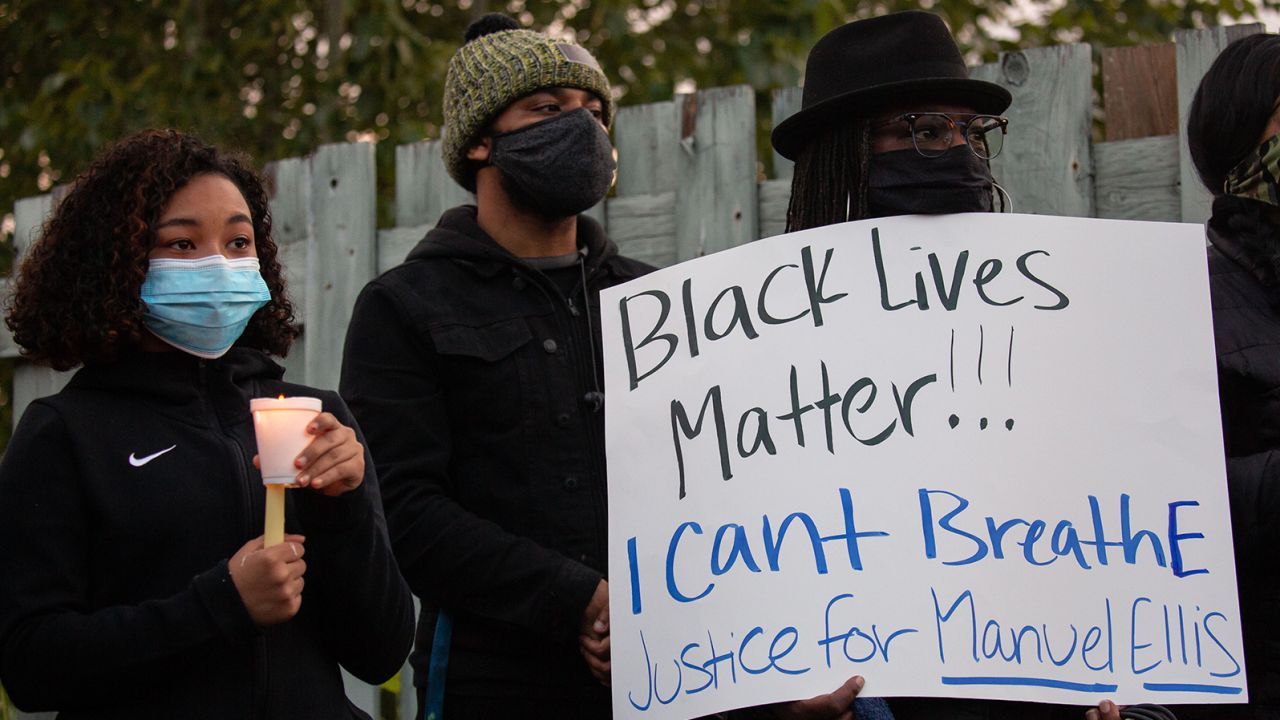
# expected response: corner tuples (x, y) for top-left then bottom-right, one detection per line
(5, 129), (298, 370)
(1187, 33), (1280, 196)
(466, 12), (521, 41)
(785, 120), (872, 232)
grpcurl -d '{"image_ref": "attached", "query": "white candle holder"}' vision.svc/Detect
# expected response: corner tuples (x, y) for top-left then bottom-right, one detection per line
(251, 396), (323, 485)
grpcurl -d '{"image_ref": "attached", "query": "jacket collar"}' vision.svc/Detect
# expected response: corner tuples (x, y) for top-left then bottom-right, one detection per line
(68, 347), (285, 422)
(406, 205), (620, 280)
(1208, 194), (1280, 292)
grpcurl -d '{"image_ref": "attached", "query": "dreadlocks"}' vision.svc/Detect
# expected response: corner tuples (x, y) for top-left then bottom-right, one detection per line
(784, 119), (872, 233)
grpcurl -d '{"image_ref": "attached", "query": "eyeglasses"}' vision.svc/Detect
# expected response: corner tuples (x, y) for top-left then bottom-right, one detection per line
(872, 113), (1009, 160)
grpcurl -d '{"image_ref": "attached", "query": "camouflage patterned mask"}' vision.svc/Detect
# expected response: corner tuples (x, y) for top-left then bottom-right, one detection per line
(1225, 132), (1280, 206)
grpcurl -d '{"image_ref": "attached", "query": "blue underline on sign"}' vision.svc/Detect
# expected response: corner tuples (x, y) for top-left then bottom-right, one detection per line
(941, 676), (1119, 692)
(1141, 683), (1243, 695)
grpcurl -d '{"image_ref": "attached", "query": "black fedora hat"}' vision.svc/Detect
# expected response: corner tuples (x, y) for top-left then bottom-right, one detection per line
(772, 11), (1012, 161)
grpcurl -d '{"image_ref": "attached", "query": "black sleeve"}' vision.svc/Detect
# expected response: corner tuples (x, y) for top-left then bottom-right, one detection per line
(339, 280), (601, 644)
(0, 403), (257, 710)
(1222, 449), (1280, 556)
(291, 392), (417, 684)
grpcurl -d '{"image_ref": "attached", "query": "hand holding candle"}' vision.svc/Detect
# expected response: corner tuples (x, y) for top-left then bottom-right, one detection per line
(289, 412), (365, 497)
(251, 396), (322, 547)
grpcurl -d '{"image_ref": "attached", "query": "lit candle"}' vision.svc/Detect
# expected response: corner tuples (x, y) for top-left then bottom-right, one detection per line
(251, 395), (322, 547)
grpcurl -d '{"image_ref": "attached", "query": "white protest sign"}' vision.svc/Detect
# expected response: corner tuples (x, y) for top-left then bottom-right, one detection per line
(600, 214), (1245, 719)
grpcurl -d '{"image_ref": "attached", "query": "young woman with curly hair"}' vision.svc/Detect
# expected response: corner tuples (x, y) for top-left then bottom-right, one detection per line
(0, 129), (414, 719)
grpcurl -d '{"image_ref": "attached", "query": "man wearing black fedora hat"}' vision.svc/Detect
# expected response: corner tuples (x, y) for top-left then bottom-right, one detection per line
(771, 11), (1098, 720)
(773, 10), (1012, 232)
(770, 11), (1099, 720)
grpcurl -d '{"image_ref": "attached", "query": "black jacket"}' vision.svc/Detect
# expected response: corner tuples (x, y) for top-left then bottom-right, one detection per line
(1189, 195), (1280, 720)
(0, 348), (415, 719)
(339, 206), (652, 701)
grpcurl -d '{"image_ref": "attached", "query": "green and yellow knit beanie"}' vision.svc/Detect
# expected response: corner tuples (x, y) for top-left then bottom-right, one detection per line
(443, 14), (615, 191)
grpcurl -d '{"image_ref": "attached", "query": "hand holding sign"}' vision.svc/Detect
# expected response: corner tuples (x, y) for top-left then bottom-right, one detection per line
(581, 579), (612, 685)
(773, 675), (865, 720)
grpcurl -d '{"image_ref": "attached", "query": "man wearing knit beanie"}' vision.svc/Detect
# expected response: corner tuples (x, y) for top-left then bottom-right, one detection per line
(345, 12), (873, 720)
(340, 13), (646, 720)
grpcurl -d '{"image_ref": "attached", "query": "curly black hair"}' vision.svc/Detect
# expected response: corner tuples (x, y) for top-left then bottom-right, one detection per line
(5, 129), (298, 370)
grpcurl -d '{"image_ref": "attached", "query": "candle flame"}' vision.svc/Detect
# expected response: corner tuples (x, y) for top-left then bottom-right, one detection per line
(277, 394), (286, 399)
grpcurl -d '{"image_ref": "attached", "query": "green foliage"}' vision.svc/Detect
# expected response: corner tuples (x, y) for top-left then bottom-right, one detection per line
(3, 1), (1273, 225)
(1, 684), (15, 720)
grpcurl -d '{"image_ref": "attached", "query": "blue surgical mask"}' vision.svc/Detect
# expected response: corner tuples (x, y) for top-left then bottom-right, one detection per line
(140, 255), (271, 359)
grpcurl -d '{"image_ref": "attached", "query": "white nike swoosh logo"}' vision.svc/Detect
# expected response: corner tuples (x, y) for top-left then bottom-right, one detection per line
(129, 445), (177, 467)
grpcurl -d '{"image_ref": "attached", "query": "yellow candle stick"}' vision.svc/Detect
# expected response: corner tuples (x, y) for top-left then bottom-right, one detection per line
(264, 484), (286, 547)
(251, 395), (320, 549)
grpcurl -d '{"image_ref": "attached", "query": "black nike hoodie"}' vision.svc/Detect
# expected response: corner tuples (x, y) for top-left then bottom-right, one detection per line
(0, 348), (414, 719)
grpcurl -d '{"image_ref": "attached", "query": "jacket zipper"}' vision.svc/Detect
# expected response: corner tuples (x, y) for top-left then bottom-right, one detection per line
(199, 360), (267, 720)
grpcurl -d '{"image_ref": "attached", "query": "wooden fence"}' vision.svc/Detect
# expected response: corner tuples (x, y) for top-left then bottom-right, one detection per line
(1, 21), (1264, 720)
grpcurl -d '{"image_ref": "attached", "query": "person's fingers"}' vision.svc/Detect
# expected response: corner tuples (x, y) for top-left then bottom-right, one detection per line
(582, 657), (610, 687)
(307, 412), (343, 434)
(578, 645), (611, 675)
(305, 453), (364, 494)
(787, 676), (863, 717)
(579, 634), (609, 657)
(296, 434), (358, 476)
(252, 454), (261, 470)
(295, 415), (353, 468)
(260, 537), (306, 564)
(830, 675), (863, 704)
(1086, 710), (1100, 720)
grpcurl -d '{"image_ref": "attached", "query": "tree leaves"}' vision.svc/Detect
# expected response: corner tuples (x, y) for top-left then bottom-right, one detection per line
(1, 0), (1272, 236)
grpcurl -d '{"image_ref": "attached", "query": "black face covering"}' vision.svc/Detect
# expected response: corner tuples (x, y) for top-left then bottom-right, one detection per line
(489, 108), (616, 219)
(866, 146), (995, 218)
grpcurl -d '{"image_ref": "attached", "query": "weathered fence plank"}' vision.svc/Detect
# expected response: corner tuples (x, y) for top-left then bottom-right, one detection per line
(606, 192), (677, 267)
(1102, 44), (1179, 141)
(394, 139), (472, 229)
(342, 670), (379, 717)
(11, 194), (53, 261)
(770, 86), (803, 181)
(1176, 23), (1264, 224)
(305, 142), (377, 392)
(1094, 135), (1181, 221)
(377, 225), (431, 275)
(758, 179), (791, 240)
(611, 99), (682, 265)
(972, 43), (1094, 218)
(266, 157), (313, 383)
(613, 100), (681, 197)
(674, 85), (759, 261)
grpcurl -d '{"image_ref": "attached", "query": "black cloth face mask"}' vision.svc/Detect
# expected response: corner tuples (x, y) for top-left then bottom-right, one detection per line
(489, 107), (616, 219)
(866, 146), (995, 218)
